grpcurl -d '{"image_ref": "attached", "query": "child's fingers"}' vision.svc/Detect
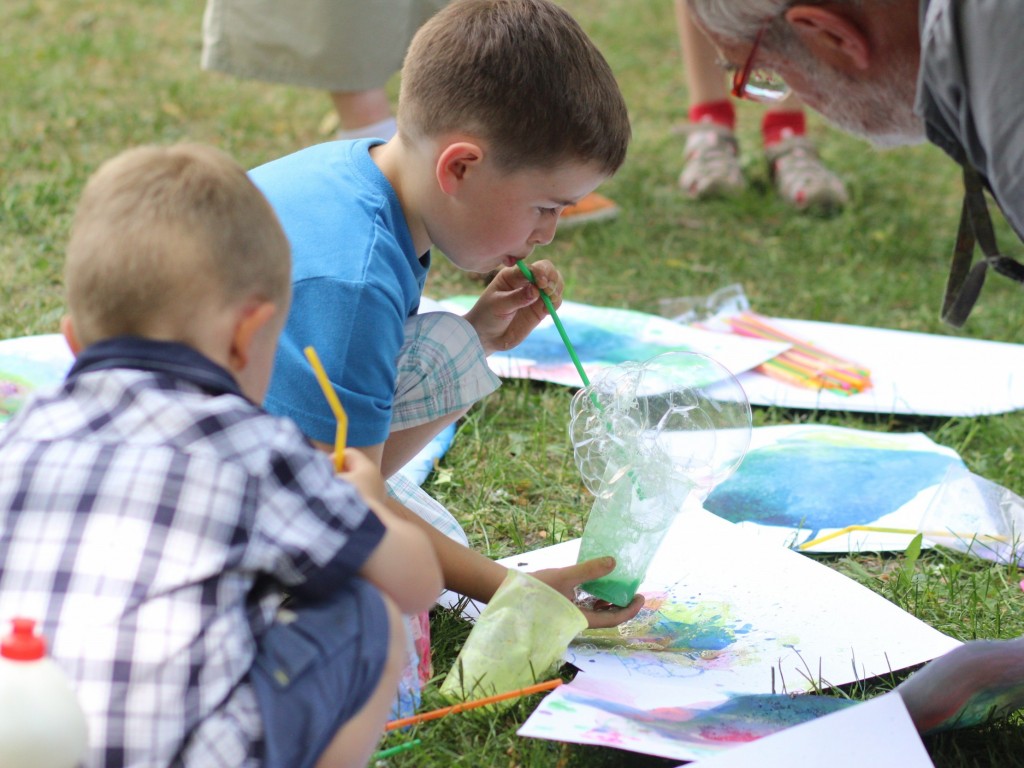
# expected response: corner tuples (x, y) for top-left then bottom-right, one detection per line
(525, 260), (561, 288)
(524, 260), (564, 307)
(580, 594), (644, 629)
(565, 555), (616, 583)
(338, 446), (369, 472)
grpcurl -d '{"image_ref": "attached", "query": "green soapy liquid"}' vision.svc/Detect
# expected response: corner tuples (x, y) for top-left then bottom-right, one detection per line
(580, 575), (642, 608)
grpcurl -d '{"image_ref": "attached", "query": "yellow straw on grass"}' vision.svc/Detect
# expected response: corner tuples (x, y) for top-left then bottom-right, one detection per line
(798, 525), (1009, 551)
(303, 346), (347, 473)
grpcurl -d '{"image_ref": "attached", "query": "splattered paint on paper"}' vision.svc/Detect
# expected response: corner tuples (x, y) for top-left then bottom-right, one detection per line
(571, 591), (773, 681)
(581, 594), (751, 652)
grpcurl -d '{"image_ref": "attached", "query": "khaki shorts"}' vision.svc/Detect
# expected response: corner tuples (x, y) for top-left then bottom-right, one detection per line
(201, 0), (449, 91)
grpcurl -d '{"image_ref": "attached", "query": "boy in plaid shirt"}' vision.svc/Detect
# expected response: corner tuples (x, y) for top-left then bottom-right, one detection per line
(0, 143), (441, 768)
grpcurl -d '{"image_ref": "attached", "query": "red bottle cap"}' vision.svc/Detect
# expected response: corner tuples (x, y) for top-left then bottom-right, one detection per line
(1, 617), (47, 661)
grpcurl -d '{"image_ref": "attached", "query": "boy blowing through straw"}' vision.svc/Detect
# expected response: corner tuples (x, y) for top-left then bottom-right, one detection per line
(0, 143), (442, 768)
(251, 0), (644, 700)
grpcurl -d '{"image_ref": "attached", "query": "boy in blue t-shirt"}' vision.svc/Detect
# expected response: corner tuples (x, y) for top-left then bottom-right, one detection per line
(251, 0), (642, 673)
(0, 143), (442, 767)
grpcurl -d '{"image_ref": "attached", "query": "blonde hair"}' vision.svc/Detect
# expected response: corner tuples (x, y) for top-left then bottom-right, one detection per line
(65, 143), (291, 346)
(398, 0), (630, 174)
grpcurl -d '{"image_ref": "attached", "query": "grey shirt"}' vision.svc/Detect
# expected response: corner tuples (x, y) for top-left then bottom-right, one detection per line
(916, 0), (1024, 240)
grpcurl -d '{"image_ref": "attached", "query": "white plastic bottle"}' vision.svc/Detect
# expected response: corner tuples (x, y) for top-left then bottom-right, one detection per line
(0, 617), (89, 768)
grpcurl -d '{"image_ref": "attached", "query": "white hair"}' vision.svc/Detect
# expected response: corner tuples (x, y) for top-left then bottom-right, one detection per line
(684, 0), (786, 41)
(684, 1), (870, 44)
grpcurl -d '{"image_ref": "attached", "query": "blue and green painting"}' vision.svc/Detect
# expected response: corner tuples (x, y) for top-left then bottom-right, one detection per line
(581, 595), (751, 653)
(437, 296), (756, 387)
(704, 427), (964, 540)
(0, 335), (73, 424)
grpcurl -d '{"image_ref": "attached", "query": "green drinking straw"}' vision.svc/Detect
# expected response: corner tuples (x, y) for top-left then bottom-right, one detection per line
(371, 738), (422, 761)
(516, 260), (590, 387)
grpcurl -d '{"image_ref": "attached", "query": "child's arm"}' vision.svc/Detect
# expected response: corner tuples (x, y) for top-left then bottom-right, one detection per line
(339, 449), (443, 614)
(462, 260), (564, 355)
(380, 494), (644, 629)
(333, 448), (642, 627)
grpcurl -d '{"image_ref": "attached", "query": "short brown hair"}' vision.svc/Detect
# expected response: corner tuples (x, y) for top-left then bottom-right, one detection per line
(398, 0), (630, 174)
(65, 143), (291, 346)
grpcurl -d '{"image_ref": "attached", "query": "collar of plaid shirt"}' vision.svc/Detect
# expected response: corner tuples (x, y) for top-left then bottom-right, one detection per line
(67, 336), (246, 399)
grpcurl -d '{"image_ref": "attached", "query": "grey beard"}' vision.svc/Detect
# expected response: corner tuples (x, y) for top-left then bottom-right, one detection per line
(800, 51), (927, 148)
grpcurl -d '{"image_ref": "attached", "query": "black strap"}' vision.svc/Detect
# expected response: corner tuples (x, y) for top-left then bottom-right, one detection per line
(941, 165), (1024, 327)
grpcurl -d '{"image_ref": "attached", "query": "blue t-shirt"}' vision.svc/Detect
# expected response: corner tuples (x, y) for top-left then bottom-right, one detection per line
(251, 139), (430, 446)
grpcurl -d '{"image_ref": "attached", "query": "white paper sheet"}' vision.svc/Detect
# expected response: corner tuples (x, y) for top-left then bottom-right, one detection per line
(702, 424), (966, 553)
(732, 317), (1024, 417)
(514, 510), (960, 761)
(683, 693), (934, 768)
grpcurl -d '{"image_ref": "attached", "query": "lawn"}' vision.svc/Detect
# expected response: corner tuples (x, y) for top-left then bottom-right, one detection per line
(2, 0), (1022, 765)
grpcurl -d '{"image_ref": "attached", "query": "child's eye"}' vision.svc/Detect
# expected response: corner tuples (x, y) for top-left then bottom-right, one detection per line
(539, 206), (561, 216)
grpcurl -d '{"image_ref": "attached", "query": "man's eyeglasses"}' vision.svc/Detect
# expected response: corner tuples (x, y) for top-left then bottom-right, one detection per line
(731, 26), (791, 103)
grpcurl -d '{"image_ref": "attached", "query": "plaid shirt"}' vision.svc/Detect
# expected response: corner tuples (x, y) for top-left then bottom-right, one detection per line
(0, 337), (384, 767)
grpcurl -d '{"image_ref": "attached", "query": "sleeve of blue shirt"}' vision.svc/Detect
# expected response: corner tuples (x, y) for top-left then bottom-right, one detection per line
(264, 276), (405, 447)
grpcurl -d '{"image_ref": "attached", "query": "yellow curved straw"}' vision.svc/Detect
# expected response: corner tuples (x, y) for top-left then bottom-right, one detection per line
(798, 525), (1008, 551)
(303, 346), (347, 473)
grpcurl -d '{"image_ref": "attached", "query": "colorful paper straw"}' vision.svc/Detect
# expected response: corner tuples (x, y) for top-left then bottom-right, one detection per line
(516, 261), (590, 387)
(370, 738), (422, 761)
(726, 313), (871, 394)
(384, 678), (563, 731)
(303, 346), (348, 472)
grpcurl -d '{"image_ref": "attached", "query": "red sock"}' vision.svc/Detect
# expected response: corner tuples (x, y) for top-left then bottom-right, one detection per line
(762, 110), (806, 147)
(689, 100), (736, 131)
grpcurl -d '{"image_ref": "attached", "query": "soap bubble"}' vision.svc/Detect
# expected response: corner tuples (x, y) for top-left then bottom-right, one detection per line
(569, 351), (752, 502)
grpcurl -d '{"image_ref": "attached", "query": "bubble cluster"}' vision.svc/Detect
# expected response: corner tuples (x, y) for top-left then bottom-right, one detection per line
(569, 351), (752, 502)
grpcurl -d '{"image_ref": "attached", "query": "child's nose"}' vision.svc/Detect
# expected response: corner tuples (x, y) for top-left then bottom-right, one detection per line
(529, 216), (558, 246)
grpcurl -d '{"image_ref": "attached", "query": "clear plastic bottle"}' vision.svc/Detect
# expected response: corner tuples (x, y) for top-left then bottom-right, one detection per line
(0, 617), (89, 768)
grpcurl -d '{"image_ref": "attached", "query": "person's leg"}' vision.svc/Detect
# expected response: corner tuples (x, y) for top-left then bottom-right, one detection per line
(379, 311), (500, 545)
(762, 94), (849, 212)
(674, 0), (744, 199)
(330, 88), (397, 140)
(384, 311), (501, 481)
(314, 596), (406, 768)
(675, 0), (728, 106)
(253, 580), (401, 768)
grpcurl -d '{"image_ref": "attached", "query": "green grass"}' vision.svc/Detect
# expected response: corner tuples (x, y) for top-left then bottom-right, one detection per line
(3, 0), (1023, 765)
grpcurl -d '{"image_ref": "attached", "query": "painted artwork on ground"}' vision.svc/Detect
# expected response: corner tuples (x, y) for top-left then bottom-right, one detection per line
(681, 693), (934, 768)
(433, 296), (786, 386)
(0, 334), (73, 425)
(522, 675), (853, 762)
(514, 510), (961, 761)
(719, 316), (1024, 418)
(702, 424), (965, 552)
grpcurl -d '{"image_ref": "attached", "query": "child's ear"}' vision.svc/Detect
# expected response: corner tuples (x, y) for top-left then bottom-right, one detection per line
(60, 315), (82, 356)
(228, 301), (278, 373)
(436, 141), (484, 195)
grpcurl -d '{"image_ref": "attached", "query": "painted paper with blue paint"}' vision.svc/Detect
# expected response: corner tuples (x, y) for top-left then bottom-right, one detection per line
(436, 296), (786, 387)
(521, 680), (854, 762)
(513, 509), (960, 761)
(0, 334), (74, 425)
(702, 424), (965, 552)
